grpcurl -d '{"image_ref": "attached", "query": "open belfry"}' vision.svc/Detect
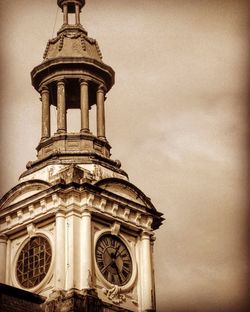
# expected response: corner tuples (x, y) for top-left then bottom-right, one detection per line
(0, 1), (164, 311)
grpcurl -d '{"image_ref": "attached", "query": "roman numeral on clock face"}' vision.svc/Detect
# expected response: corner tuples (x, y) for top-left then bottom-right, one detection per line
(122, 264), (130, 274)
(96, 250), (103, 260)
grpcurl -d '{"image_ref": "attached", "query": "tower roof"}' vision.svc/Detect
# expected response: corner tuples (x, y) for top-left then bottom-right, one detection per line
(43, 29), (103, 62)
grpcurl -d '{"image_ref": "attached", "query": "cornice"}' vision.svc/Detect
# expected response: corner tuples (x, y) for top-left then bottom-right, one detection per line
(0, 181), (163, 237)
(31, 56), (115, 92)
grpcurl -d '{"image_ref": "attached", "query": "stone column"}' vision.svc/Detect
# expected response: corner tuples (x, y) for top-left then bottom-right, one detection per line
(55, 212), (65, 290)
(80, 209), (92, 289)
(63, 4), (68, 25)
(75, 4), (80, 25)
(96, 85), (106, 139)
(57, 80), (66, 133)
(140, 232), (154, 311)
(80, 80), (89, 133)
(0, 235), (7, 283)
(41, 86), (50, 140)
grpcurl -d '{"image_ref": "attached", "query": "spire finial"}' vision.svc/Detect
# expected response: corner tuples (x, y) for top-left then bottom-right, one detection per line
(57, 0), (85, 26)
(57, 0), (85, 12)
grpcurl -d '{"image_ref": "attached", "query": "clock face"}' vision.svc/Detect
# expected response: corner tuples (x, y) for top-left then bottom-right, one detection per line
(95, 234), (132, 286)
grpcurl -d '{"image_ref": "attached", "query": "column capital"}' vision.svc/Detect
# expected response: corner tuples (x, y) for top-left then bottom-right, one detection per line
(0, 234), (8, 243)
(141, 230), (153, 240)
(82, 206), (91, 215)
(97, 84), (107, 93)
(39, 85), (49, 93)
(56, 210), (66, 218)
(79, 78), (88, 86)
(57, 79), (65, 85)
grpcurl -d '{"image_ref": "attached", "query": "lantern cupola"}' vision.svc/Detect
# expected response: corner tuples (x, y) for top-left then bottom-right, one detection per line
(29, 0), (117, 178)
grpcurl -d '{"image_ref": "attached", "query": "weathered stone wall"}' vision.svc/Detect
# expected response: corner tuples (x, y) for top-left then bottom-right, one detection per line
(0, 283), (45, 312)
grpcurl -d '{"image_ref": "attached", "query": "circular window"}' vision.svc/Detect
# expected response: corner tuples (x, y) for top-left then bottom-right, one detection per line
(16, 236), (52, 289)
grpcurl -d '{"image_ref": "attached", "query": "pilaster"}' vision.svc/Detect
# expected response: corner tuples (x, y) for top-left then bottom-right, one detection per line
(55, 211), (66, 290)
(80, 208), (92, 289)
(140, 231), (155, 312)
(0, 235), (7, 283)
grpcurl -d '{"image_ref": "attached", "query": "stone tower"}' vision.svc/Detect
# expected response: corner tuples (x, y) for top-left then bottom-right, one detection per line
(0, 1), (164, 311)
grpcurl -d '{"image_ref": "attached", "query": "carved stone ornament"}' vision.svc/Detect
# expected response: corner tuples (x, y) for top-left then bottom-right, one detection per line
(102, 285), (126, 304)
(49, 164), (93, 184)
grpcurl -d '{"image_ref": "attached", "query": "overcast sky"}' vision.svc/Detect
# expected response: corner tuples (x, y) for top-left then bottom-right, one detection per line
(0, 1), (249, 311)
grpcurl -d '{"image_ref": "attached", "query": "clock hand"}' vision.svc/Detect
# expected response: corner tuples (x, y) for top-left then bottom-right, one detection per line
(101, 261), (112, 273)
(113, 261), (122, 283)
(115, 249), (125, 259)
(114, 246), (120, 258)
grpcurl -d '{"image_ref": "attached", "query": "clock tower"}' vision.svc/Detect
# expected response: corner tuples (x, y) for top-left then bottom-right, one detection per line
(0, 1), (164, 311)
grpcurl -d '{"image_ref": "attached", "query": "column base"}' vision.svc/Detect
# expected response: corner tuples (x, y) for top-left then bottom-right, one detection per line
(56, 129), (66, 134)
(43, 289), (102, 312)
(40, 136), (50, 143)
(97, 136), (107, 142)
(80, 128), (90, 134)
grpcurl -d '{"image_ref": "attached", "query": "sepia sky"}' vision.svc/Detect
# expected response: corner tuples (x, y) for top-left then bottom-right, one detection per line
(0, 1), (249, 311)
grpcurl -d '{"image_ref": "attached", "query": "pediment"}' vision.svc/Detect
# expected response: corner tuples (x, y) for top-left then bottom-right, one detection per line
(0, 180), (51, 209)
(95, 178), (155, 210)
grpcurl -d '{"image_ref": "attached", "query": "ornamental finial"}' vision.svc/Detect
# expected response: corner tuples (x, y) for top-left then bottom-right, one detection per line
(57, 0), (85, 13)
(57, 0), (85, 26)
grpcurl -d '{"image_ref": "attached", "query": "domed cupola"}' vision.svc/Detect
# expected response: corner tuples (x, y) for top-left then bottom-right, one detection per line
(29, 0), (118, 178)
